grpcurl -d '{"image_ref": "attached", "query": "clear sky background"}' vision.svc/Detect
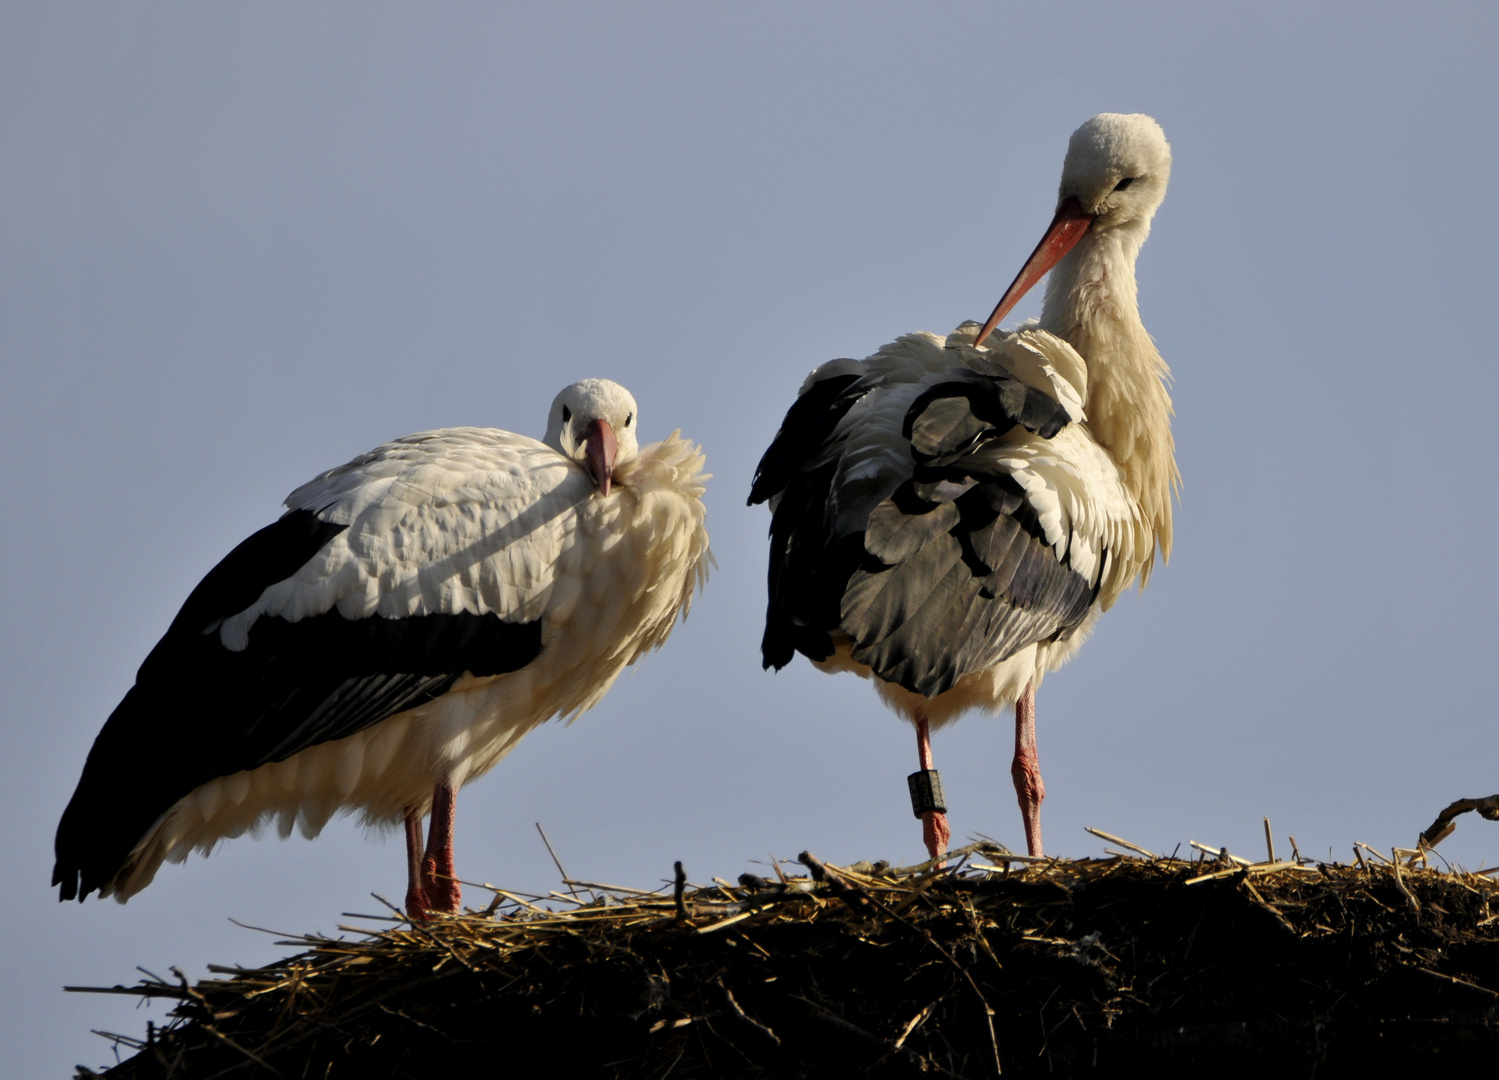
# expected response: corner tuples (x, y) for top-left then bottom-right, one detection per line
(4, 3), (1498, 1073)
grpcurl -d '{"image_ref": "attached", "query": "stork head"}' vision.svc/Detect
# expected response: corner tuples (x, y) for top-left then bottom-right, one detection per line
(544, 379), (640, 496)
(975, 113), (1171, 346)
(1058, 113), (1172, 234)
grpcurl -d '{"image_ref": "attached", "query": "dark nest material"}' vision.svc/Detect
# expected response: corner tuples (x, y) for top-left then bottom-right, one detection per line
(76, 836), (1499, 1078)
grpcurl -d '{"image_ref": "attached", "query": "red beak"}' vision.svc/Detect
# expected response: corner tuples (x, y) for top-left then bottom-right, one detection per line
(973, 196), (1093, 348)
(584, 418), (617, 496)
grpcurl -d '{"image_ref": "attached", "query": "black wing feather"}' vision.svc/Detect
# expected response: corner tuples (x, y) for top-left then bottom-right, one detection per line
(750, 372), (867, 668)
(748, 372), (862, 506)
(54, 509), (542, 901)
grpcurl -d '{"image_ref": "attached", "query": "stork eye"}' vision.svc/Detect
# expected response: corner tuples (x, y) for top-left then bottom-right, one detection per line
(625, 413), (633, 426)
(561, 405), (572, 423)
(1113, 177), (1135, 192)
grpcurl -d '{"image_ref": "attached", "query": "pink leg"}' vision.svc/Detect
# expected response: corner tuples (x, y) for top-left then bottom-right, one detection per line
(403, 810), (431, 919)
(419, 780), (462, 914)
(1011, 681), (1045, 856)
(915, 714), (951, 861)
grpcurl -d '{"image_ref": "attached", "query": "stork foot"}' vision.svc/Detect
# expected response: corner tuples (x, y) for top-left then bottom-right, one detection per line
(921, 809), (951, 862)
(405, 861), (461, 919)
(405, 882), (436, 921)
(402, 782), (462, 921)
(419, 854), (462, 914)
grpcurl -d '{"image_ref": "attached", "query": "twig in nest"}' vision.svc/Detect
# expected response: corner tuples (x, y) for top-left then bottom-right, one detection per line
(717, 981), (780, 1046)
(1086, 827), (1157, 859)
(674, 861), (688, 921)
(798, 851), (873, 914)
(1413, 967), (1499, 998)
(1391, 848), (1421, 912)
(1189, 841), (1251, 867)
(1420, 793), (1499, 848)
(536, 822), (586, 901)
(65, 984), (192, 1000)
(892, 1000), (939, 1051)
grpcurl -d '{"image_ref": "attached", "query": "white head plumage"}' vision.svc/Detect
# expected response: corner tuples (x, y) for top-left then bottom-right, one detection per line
(544, 379), (640, 496)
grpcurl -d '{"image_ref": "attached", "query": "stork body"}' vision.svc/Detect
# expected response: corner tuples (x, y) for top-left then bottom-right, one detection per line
(751, 114), (1177, 858)
(55, 380), (710, 916)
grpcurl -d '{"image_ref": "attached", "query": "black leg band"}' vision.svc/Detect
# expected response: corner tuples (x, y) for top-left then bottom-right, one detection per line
(907, 770), (947, 818)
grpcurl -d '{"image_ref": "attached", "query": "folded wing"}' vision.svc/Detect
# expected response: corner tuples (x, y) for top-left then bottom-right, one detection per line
(752, 327), (1140, 698)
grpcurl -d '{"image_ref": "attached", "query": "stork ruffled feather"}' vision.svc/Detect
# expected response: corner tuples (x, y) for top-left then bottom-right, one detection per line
(55, 380), (710, 918)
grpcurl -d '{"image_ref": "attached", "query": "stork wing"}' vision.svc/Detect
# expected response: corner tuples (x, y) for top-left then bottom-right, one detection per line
(55, 428), (581, 901)
(755, 328), (1136, 698)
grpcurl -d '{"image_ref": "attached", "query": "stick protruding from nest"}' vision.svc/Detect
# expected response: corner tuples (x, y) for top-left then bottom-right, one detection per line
(1420, 793), (1499, 848)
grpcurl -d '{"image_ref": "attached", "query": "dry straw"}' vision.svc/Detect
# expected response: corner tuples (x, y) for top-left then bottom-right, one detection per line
(75, 836), (1499, 1077)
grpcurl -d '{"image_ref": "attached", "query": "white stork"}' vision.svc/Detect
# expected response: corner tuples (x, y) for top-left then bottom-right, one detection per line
(750, 114), (1178, 860)
(54, 379), (710, 917)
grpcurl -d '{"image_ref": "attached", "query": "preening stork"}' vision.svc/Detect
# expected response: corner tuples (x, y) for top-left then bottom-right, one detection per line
(55, 380), (710, 917)
(750, 114), (1178, 860)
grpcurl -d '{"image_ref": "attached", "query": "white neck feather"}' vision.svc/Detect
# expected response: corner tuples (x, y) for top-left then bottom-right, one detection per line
(1040, 227), (1179, 580)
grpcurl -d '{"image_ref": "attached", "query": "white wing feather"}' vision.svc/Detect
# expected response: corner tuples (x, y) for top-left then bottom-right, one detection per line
(220, 429), (581, 649)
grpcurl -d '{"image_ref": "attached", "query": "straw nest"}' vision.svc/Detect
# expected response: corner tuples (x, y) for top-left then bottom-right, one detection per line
(77, 836), (1499, 1078)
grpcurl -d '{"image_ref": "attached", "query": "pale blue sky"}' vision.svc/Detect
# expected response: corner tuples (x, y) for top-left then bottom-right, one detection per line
(5, 3), (1498, 1073)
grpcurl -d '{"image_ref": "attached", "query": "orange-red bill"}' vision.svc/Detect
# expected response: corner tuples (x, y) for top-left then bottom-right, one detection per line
(584, 418), (617, 496)
(973, 196), (1093, 348)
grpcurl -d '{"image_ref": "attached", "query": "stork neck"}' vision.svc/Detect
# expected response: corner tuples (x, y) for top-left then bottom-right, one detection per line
(1038, 227), (1145, 358)
(1036, 223), (1178, 582)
